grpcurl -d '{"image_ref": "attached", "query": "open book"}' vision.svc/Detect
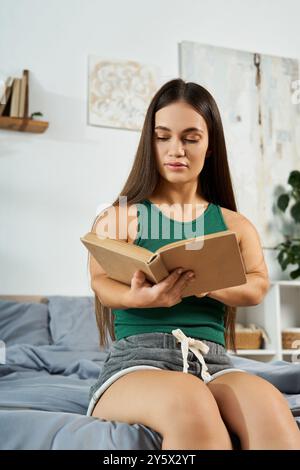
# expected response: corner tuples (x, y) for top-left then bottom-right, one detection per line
(80, 230), (247, 298)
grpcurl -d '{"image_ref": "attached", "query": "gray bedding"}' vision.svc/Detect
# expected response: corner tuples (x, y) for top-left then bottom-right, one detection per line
(0, 296), (299, 449)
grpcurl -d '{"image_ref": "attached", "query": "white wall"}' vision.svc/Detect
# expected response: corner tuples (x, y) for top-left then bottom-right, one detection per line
(0, 0), (299, 295)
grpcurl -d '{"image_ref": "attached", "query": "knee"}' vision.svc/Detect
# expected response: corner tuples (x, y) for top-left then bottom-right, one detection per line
(249, 376), (292, 417)
(163, 409), (233, 450)
(164, 373), (219, 417)
(160, 374), (232, 449)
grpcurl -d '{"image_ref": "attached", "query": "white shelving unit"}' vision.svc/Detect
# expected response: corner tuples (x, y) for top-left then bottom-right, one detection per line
(228, 280), (300, 362)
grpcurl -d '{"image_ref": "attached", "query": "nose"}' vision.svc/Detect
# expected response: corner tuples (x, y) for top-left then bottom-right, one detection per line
(168, 138), (186, 157)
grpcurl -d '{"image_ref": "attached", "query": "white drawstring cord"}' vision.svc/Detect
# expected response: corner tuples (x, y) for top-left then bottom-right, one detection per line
(172, 328), (212, 381)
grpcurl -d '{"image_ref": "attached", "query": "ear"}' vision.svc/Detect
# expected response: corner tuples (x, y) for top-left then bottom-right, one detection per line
(206, 149), (212, 158)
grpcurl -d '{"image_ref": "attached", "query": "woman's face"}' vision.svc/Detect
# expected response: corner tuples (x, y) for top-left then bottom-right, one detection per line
(154, 100), (210, 183)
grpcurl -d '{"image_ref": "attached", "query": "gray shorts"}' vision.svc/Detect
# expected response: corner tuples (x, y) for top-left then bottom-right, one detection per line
(87, 329), (245, 416)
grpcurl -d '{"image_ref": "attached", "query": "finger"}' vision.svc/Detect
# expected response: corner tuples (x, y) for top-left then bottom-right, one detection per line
(196, 291), (209, 298)
(171, 271), (195, 295)
(131, 270), (146, 288)
(155, 268), (183, 293)
(167, 297), (182, 307)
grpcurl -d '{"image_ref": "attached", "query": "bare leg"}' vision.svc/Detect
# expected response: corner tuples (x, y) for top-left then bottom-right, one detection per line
(161, 417), (233, 450)
(92, 369), (233, 450)
(207, 371), (300, 450)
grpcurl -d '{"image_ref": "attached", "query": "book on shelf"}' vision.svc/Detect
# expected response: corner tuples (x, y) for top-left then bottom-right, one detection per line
(18, 69), (29, 118)
(9, 78), (21, 117)
(80, 230), (247, 298)
(0, 77), (14, 116)
(1, 69), (29, 118)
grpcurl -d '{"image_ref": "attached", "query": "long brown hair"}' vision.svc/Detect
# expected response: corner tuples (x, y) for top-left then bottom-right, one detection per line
(88, 78), (238, 352)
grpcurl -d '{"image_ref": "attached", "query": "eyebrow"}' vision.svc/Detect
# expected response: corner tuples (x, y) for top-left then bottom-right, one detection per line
(154, 126), (204, 134)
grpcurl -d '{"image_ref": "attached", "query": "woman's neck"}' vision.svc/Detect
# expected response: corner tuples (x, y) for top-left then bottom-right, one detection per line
(150, 186), (209, 207)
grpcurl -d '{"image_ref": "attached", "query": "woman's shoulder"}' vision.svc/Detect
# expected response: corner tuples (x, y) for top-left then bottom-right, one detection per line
(219, 206), (252, 244)
(127, 203), (139, 244)
(92, 203), (139, 244)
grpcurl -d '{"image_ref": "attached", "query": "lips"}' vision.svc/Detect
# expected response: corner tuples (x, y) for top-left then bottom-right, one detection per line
(165, 162), (188, 167)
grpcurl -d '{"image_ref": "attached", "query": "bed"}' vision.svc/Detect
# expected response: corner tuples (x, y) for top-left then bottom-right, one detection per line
(0, 294), (299, 450)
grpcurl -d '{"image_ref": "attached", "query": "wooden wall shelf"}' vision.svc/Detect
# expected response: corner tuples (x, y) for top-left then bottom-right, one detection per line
(0, 116), (49, 134)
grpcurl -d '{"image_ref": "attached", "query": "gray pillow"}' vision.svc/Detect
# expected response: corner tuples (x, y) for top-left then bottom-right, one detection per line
(0, 301), (52, 346)
(47, 296), (111, 351)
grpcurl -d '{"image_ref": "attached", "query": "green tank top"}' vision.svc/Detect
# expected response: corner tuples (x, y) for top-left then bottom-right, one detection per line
(112, 199), (228, 346)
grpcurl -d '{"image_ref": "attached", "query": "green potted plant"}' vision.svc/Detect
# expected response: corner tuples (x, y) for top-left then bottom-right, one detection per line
(30, 111), (43, 120)
(275, 170), (300, 279)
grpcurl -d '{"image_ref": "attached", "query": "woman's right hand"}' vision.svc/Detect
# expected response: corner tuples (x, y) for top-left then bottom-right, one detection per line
(127, 268), (195, 308)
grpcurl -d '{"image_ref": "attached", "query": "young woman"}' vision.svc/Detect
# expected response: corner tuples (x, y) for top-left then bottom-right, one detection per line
(86, 79), (300, 450)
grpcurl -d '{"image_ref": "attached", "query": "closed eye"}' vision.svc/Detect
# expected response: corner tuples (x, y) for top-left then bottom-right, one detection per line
(156, 137), (198, 143)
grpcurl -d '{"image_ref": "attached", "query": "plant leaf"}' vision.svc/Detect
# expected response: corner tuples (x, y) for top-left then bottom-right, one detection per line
(290, 201), (300, 223)
(288, 170), (300, 190)
(290, 267), (300, 280)
(277, 250), (285, 264)
(277, 194), (289, 212)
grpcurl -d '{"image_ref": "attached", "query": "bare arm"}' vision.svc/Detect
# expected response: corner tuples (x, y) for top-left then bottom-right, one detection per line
(199, 215), (270, 307)
(89, 205), (194, 309)
(207, 272), (269, 307)
(89, 205), (135, 309)
(92, 273), (136, 309)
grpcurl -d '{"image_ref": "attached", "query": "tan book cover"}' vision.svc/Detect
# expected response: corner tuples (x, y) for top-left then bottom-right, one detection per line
(0, 77), (14, 116)
(18, 70), (29, 118)
(10, 78), (21, 117)
(80, 230), (247, 298)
